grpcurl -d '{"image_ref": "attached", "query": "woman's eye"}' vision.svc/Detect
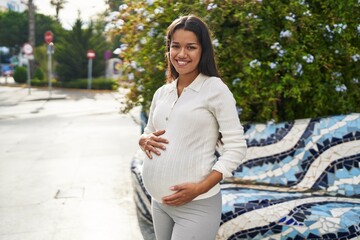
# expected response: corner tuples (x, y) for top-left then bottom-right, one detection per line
(171, 45), (179, 49)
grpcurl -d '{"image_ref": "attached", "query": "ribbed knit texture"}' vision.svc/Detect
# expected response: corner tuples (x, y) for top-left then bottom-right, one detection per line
(142, 74), (247, 202)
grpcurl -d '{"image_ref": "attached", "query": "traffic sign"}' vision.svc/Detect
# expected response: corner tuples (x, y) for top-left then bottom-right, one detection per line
(87, 50), (96, 59)
(44, 31), (54, 44)
(22, 43), (33, 55)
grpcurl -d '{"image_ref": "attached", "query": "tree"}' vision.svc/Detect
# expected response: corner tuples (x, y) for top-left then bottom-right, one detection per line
(0, 11), (28, 48)
(107, 0), (360, 122)
(0, 11), (63, 48)
(54, 18), (108, 82)
(50, 0), (68, 22)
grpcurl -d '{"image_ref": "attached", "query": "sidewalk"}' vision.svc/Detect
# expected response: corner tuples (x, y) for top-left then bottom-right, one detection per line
(0, 85), (155, 240)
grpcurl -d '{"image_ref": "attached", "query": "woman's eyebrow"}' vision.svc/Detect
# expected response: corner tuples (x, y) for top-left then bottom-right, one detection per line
(171, 41), (199, 45)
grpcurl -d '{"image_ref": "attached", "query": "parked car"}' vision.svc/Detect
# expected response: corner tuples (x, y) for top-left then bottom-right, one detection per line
(1, 64), (14, 77)
(131, 112), (360, 240)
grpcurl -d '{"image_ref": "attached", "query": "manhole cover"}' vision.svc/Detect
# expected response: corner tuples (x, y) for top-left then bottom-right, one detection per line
(55, 187), (85, 199)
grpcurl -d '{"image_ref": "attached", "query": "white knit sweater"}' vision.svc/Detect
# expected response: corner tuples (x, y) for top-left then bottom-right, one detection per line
(142, 73), (247, 202)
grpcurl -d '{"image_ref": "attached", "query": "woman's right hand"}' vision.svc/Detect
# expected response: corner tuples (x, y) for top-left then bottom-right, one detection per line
(139, 130), (168, 159)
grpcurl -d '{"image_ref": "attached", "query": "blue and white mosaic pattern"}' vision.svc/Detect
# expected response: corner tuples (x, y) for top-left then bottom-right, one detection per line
(131, 113), (360, 239)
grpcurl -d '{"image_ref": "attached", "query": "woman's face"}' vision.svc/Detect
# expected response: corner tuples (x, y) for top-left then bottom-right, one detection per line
(169, 29), (202, 81)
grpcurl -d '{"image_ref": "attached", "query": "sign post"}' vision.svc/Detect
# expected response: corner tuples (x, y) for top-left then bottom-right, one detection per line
(87, 50), (95, 90)
(44, 31), (54, 96)
(22, 43), (33, 95)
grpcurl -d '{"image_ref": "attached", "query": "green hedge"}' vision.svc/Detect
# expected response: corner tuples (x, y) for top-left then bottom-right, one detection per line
(107, 0), (359, 122)
(13, 66), (27, 84)
(60, 77), (119, 90)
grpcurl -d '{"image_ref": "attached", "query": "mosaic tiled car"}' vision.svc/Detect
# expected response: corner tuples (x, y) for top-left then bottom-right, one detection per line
(131, 113), (360, 240)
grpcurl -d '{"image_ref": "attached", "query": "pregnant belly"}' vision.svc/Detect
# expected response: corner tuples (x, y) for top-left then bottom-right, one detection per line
(141, 154), (181, 202)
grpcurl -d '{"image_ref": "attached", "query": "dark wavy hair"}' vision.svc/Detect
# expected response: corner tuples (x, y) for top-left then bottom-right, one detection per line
(165, 15), (220, 82)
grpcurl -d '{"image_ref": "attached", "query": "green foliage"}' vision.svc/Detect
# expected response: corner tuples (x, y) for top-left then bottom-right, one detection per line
(60, 77), (119, 90)
(34, 45), (48, 80)
(34, 67), (45, 80)
(13, 66), (27, 84)
(54, 18), (108, 82)
(107, 0), (360, 122)
(0, 10), (64, 48)
(31, 78), (47, 86)
(0, 11), (27, 47)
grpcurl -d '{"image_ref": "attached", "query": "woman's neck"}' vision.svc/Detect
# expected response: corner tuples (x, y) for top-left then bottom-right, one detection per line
(178, 72), (199, 88)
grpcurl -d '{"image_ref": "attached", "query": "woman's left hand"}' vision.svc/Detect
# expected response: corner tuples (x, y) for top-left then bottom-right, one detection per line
(162, 183), (201, 207)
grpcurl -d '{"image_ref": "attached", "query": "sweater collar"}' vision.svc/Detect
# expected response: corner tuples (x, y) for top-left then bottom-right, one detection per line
(168, 73), (209, 93)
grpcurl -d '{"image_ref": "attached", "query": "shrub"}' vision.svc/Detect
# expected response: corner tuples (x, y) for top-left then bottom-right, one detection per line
(61, 77), (119, 90)
(34, 68), (45, 80)
(13, 66), (27, 84)
(107, 0), (360, 122)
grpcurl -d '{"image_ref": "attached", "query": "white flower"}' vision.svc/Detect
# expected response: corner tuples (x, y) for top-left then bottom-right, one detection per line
(212, 39), (219, 47)
(334, 23), (347, 34)
(116, 19), (125, 28)
(280, 30), (292, 38)
(325, 25), (332, 33)
(135, 8), (145, 14)
(128, 73), (135, 81)
(232, 78), (241, 85)
(303, 10), (312, 16)
(353, 78), (359, 84)
(119, 4), (128, 11)
(269, 62), (277, 69)
(270, 42), (281, 51)
(107, 11), (119, 21)
(130, 61), (137, 69)
(351, 54), (360, 62)
(278, 49), (286, 57)
(285, 13), (296, 22)
(147, 28), (157, 37)
(140, 38), (147, 45)
(137, 24), (144, 31)
(249, 59), (261, 68)
(105, 23), (116, 32)
(357, 25), (360, 34)
(335, 50), (340, 54)
(120, 44), (128, 51)
(247, 13), (258, 19)
(295, 63), (303, 76)
(113, 48), (121, 54)
(302, 54), (314, 63)
(207, 3), (218, 10)
(335, 84), (347, 92)
(300, 0), (306, 5)
(332, 72), (342, 78)
(146, 0), (154, 5)
(146, 15), (154, 22)
(154, 7), (164, 14)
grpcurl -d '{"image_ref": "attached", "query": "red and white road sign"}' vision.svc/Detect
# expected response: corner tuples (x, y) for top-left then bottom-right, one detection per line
(44, 31), (54, 44)
(22, 43), (33, 55)
(87, 50), (96, 59)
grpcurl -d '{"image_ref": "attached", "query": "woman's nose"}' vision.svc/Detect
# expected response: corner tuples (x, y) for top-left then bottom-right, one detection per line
(178, 48), (187, 58)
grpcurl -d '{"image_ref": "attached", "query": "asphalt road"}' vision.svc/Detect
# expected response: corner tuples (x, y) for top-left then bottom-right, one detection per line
(0, 86), (155, 240)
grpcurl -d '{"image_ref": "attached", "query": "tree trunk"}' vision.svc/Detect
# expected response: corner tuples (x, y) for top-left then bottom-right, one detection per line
(28, 0), (36, 76)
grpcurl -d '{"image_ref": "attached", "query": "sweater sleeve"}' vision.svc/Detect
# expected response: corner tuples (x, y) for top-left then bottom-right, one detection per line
(208, 78), (247, 178)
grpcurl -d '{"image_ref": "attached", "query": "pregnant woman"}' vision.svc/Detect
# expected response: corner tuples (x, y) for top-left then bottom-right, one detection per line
(138, 15), (247, 240)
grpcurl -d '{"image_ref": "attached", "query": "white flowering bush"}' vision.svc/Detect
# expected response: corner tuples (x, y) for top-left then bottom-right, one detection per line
(107, 0), (359, 122)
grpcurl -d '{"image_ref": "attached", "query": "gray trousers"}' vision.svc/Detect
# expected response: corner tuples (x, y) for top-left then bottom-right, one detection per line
(151, 192), (222, 240)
